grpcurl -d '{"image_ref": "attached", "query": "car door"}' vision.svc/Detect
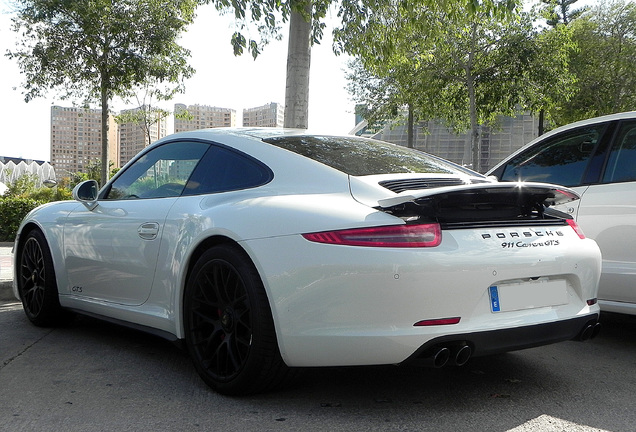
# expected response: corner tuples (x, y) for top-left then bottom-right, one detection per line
(63, 141), (210, 305)
(576, 120), (636, 304)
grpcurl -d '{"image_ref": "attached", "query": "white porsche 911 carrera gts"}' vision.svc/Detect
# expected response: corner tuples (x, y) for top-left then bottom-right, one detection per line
(14, 128), (601, 395)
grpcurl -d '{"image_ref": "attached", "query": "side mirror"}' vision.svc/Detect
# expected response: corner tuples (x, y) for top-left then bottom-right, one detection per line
(72, 180), (99, 210)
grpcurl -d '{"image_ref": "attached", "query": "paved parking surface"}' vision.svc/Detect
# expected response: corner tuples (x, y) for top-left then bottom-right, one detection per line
(1, 299), (635, 432)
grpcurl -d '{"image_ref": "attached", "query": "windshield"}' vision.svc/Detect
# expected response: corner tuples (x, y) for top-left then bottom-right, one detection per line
(263, 135), (481, 177)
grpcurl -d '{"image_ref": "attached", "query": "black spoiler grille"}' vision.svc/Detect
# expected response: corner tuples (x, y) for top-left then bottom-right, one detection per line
(379, 178), (466, 193)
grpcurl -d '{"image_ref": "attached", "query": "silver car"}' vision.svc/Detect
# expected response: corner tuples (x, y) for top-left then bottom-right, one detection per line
(488, 111), (636, 315)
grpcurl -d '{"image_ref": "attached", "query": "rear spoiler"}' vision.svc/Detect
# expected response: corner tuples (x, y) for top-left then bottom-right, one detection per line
(377, 182), (580, 209)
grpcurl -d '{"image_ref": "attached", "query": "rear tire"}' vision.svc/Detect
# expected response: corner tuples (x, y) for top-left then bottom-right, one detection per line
(18, 230), (70, 326)
(184, 244), (291, 395)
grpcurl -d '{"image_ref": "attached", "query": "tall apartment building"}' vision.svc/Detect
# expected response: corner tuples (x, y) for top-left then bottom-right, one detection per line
(50, 106), (118, 174)
(174, 103), (236, 132)
(118, 106), (168, 167)
(242, 102), (284, 127)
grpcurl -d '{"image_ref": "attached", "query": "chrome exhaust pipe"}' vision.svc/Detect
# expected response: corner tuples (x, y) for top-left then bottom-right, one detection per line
(432, 347), (451, 368)
(579, 324), (594, 341)
(578, 321), (601, 341)
(453, 345), (472, 367)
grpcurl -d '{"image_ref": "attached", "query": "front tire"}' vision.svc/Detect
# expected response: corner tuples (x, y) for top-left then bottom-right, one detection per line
(18, 230), (69, 326)
(184, 244), (290, 395)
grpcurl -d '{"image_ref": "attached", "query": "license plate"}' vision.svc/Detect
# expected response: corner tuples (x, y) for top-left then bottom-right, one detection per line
(489, 280), (568, 313)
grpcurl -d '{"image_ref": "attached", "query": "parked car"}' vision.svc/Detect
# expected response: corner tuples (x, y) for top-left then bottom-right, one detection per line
(14, 128), (601, 395)
(488, 111), (636, 316)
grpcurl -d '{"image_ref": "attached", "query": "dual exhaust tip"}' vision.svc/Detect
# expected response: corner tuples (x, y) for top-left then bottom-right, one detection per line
(426, 343), (472, 368)
(422, 320), (601, 368)
(578, 321), (601, 341)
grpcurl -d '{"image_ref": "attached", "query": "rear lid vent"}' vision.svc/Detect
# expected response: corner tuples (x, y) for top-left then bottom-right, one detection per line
(379, 178), (466, 193)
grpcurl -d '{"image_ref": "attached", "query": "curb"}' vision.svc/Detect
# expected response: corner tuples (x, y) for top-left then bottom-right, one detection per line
(0, 280), (15, 302)
(1, 242), (15, 302)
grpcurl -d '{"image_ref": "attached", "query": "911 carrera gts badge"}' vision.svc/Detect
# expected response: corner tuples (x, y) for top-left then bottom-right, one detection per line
(482, 229), (564, 249)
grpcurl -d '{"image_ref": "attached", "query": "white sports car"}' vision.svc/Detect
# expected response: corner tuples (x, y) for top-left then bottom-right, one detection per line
(14, 129), (601, 395)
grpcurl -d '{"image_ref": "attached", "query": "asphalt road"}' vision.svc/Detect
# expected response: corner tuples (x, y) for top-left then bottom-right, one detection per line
(1, 300), (635, 432)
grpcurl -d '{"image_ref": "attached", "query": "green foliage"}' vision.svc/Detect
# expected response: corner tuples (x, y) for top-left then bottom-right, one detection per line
(3, 173), (39, 198)
(540, 0), (587, 26)
(3, 173), (74, 202)
(204, 0), (519, 60)
(341, 2), (573, 170)
(0, 197), (48, 241)
(553, 0), (636, 125)
(0, 172), (77, 241)
(207, 0), (327, 59)
(8, 0), (197, 104)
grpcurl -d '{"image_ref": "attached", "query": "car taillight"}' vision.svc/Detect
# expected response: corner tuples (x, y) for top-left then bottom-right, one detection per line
(302, 223), (441, 248)
(567, 219), (586, 239)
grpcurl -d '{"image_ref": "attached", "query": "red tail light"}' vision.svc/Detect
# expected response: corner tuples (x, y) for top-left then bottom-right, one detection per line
(567, 219), (586, 239)
(302, 224), (441, 248)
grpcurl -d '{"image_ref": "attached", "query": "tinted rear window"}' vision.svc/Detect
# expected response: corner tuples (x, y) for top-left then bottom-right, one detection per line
(263, 136), (476, 177)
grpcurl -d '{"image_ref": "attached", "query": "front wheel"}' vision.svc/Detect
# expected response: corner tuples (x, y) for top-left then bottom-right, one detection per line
(184, 244), (291, 395)
(18, 230), (70, 326)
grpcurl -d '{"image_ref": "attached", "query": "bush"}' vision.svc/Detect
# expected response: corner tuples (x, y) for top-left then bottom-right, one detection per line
(0, 197), (47, 242)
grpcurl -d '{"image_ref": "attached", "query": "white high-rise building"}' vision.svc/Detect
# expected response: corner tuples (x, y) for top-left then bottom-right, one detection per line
(50, 106), (118, 174)
(174, 104), (236, 132)
(243, 102), (284, 128)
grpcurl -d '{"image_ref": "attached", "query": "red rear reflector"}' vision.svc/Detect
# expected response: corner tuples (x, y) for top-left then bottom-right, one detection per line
(587, 298), (598, 306)
(414, 317), (461, 326)
(567, 219), (586, 239)
(302, 224), (441, 248)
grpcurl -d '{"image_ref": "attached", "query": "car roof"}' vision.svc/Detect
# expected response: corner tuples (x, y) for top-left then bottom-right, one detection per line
(158, 127), (314, 142)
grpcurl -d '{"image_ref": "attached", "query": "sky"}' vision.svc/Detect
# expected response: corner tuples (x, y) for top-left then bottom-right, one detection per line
(0, 3), (355, 162)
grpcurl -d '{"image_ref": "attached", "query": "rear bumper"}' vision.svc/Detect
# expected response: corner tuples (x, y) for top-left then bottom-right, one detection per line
(405, 313), (600, 365)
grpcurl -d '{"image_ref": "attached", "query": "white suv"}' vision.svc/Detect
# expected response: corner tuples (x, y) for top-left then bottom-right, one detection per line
(488, 111), (636, 315)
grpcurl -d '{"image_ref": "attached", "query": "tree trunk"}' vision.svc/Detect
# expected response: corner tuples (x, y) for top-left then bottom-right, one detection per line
(100, 83), (110, 188)
(466, 68), (480, 171)
(284, 2), (312, 129)
(467, 23), (480, 172)
(407, 104), (414, 148)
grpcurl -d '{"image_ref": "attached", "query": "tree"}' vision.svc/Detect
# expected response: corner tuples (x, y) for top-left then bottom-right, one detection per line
(206, 0), (328, 128)
(338, 2), (574, 171)
(7, 0), (197, 186)
(206, 0), (517, 130)
(553, 0), (636, 125)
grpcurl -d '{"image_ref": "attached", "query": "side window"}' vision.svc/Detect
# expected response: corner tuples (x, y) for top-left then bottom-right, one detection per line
(104, 141), (209, 199)
(499, 124), (608, 187)
(602, 121), (636, 183)
(183, 145), (273, 195)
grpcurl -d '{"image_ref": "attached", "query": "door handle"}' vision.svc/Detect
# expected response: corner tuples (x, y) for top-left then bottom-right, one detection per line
(138, 222), (160, 240)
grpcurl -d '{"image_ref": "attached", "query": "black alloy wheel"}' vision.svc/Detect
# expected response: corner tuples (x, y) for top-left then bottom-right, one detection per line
(18, 230), (69, 326)
(184, 244), (290, 395)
